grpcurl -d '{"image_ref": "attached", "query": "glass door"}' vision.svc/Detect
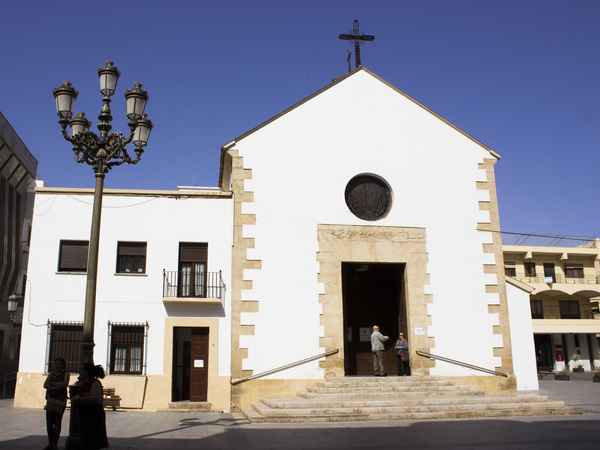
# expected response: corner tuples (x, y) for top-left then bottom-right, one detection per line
(178, 243), (208, 298)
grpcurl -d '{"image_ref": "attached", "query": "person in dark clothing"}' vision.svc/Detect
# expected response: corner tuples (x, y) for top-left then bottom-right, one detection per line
(71, 364), (109, 450)
(394, 333), (411, 376)
(43, 357), (69, 450)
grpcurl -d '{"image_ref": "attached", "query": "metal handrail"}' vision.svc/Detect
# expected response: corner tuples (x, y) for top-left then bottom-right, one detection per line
(230, 348), (339, 385)
(416, 350), (508, 378)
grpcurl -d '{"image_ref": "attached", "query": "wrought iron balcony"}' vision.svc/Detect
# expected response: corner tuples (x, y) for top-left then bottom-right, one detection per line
(162, 270), (225, 300)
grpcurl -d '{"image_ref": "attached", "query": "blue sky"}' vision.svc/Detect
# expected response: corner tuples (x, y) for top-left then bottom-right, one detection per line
(2, 1), (599, 236)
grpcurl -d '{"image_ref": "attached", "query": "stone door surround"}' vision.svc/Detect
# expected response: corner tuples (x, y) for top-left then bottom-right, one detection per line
(317, 224), (433, 377)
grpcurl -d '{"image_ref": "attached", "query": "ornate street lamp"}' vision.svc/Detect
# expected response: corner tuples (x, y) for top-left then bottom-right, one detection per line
(7, 293), (23, 325)
(52, 61), (153, 368)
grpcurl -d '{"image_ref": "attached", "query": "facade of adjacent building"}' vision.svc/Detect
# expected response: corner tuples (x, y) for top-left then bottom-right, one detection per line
(503, 241), (600, 373)
(14, 67), (593, 412)
(0, 112), (37, 398)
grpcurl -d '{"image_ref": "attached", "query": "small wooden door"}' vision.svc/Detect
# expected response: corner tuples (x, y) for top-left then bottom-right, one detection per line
(189, 328), (209, 402)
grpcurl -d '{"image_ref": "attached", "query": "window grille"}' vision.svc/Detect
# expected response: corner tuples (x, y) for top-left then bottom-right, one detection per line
(116, 242), (147, 274)
(107, 322), (148, 375)
(46, 321), (83, 373)
(58, 240), (88, 272)
(344, 174), (392, 221)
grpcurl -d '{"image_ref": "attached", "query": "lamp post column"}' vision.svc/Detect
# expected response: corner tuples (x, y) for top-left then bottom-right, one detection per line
(81, 168), (105, 365)
(54, 60), (152, 450)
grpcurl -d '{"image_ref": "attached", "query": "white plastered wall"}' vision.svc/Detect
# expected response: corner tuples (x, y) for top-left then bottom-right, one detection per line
(19, 192), (233, 377)
(232, 69), (501, 379)
(506, 283), (538, 390)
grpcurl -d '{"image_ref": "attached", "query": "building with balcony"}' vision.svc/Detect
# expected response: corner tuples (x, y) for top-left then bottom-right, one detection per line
(503, 239), (600, 373)
(16, 67), (590, 412)
(0, 113), (37, 398)
(15, 185), (233, 410)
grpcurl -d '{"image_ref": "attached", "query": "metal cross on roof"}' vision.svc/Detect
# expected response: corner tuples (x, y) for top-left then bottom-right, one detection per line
(338, 20), (375, 69)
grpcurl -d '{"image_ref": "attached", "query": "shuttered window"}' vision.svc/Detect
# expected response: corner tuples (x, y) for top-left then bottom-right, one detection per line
(109, 324), (145, 374)
(504, 262), (516, 277)
(179, 243), (207, 262)
(530, 300), (544, 319)
(47, 323), (83, 373)
(559, 301), (581, 319)
(524, 262), (537, 277)
(564, 263), (584, 279)
(58, 240), (88, 272)
(116, 242), (147, 274)
(178, 243), (208, 297)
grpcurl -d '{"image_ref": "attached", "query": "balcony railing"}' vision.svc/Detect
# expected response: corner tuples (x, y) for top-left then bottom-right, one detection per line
(516, 275), (600, 285)
(162, 270), (225, 300)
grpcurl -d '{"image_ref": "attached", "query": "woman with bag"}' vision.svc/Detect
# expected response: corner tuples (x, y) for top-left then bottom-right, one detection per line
(43, 357), (69, 450)
(71, 364), (109, 450)
(394, 333), (411, 376)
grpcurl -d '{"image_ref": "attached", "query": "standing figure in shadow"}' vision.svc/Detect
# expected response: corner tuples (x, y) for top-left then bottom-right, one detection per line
(43, 357), (69, 450)
(71, 364), (109, 450)
(394, 333), (411, 376)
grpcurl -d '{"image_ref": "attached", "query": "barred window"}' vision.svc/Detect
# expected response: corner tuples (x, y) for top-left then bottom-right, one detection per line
(58, 240), (88, 272)
(109, 324), (146, 375)
(116, 242), (147, 274)
(47, 322), (83, 373)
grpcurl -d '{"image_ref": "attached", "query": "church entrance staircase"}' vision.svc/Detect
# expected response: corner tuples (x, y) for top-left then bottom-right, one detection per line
(244, 376), (575, 423)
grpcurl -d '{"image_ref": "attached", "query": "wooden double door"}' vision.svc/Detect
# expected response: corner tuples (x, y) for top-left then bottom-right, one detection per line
(172, 327), (209, 402)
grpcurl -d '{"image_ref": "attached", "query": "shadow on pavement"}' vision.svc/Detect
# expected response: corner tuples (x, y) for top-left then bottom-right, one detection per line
(1, 417), (600, 450)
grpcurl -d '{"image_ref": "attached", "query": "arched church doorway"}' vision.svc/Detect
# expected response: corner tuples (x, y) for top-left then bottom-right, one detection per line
(341, 262), (408, 375)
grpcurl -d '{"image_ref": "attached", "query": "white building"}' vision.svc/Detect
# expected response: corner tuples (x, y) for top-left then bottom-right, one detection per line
(16, 67), (547, 412)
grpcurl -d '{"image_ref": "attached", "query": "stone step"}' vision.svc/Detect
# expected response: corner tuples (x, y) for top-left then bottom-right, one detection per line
(256, 400), (567, 416)
(299, 389), (483, 400)
(255, 401), (567, 419)
(317, 380), (458, 389)
(165, 401), (212, 412)
(263, 394), (549, 410)
(248, 404), (574, 423)
(307, 384), (475, 394)
(326, 376), (446, 383)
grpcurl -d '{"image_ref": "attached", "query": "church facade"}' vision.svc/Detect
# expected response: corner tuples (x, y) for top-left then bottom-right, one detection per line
(16, 68), (550, 412)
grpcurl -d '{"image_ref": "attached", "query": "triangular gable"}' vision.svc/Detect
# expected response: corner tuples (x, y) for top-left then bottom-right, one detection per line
(219, 67), (500, 186)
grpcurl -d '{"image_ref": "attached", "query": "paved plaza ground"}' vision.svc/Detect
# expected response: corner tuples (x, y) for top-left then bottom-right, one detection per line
(1, 378), (599, 449)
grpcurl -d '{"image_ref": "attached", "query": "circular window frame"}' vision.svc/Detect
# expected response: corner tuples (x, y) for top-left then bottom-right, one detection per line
(344, 173), (393, 221)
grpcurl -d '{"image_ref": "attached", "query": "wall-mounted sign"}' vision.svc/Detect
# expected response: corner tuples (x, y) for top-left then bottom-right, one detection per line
(359, 327), (371, 342)
(414, 327), (425, 336)
(194, 359), (204, 368)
